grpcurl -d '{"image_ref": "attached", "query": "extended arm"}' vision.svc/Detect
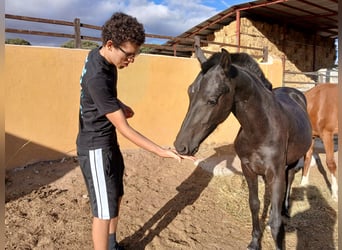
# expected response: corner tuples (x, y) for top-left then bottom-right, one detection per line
(106, 109), (182, 160)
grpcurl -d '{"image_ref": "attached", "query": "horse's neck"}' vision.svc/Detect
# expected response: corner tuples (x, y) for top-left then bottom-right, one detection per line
(233, 84), (273, 134)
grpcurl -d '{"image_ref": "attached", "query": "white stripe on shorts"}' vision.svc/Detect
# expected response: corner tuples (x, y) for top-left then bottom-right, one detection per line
(89, 148), (110, 219)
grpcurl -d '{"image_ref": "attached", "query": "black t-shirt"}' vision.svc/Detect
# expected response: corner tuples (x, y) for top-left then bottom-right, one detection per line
(76, 47), (121, 149)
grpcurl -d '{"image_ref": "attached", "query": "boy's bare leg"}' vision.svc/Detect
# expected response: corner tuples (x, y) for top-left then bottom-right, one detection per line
(93, 217), (110, 250)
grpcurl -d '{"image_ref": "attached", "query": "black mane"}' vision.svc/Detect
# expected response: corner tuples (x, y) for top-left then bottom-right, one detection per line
(200, 52), (221, 74)
(201, 51), (273, 90)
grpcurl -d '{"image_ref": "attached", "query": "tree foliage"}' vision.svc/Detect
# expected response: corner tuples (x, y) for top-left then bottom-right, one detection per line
(61, 40), (100, 49)
(5, 38), (31, 45)
(140, 46), (154, 54)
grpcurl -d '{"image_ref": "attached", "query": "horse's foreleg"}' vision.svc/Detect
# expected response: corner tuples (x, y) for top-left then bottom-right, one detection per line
(321, 132), (338, 201)
(283, 162), (299, 217)
(301, 139), (315, 186)
(268, 173), (286, 250)
(242, 166), (261, 250)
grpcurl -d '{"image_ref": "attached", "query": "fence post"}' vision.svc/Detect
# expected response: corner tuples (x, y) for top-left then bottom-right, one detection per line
(74, 18), (81, 48)
(281, 54), (286, 87)
(262, 46), (268, 63)
(173, 44), (177, 56)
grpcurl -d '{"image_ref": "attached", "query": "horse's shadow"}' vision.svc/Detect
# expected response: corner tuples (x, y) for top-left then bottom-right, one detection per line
(121, 144), (237, 249)
(195, 144), (243, 176)
(285, 185), (337, 249)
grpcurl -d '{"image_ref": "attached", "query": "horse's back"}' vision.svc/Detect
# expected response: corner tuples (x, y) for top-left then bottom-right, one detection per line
(273, 87), (307, 111)
(305, 83), (338, 136)
(273, 87), (312, 163)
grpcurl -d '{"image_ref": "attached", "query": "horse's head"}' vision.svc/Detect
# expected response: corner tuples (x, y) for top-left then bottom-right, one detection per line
(174, 48), (237, 155)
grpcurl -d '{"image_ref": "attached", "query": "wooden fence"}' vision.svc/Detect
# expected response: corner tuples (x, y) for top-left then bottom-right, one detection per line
(281, 54), (338, 89)
(5, 14), (268, 60)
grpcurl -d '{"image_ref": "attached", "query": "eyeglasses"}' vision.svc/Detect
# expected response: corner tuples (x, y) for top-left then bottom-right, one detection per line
(117, 46), (139, 60)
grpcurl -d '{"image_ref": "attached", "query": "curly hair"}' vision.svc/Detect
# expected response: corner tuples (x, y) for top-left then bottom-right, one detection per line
(101, 12), (145, 47)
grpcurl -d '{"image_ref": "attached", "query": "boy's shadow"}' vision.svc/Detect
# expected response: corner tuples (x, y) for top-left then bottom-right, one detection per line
(121, 144), (238, 249)
(286, 185), (337, 250)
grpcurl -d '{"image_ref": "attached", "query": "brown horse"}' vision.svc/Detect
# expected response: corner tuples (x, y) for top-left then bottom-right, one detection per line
(300, 83), (338, 201)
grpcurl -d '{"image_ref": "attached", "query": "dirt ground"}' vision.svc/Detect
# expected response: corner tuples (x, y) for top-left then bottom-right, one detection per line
(5, 143), (338, 250)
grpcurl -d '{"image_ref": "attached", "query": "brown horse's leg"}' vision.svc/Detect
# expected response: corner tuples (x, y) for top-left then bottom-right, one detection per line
(242, 165), (261, 250)
(321, 132), (338, 200)
(301, 139), (315, 186)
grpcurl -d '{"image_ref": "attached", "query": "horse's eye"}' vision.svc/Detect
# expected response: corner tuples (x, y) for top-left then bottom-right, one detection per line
(207, 99), (217, 105)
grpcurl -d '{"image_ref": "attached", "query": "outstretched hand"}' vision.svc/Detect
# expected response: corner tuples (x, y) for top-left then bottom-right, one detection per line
(164, 148), (196, 162)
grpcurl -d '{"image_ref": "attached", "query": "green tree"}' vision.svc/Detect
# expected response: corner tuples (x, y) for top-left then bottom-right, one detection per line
(140, 46), (154, 54)
(61, 40), (100, 49)
(5, 38), (31, 45)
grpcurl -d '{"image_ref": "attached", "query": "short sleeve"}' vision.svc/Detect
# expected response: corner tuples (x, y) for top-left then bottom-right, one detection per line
(87, 76), (121, 116)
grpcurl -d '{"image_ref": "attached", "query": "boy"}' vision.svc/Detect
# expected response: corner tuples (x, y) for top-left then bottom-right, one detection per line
(77, 12), (188, 250)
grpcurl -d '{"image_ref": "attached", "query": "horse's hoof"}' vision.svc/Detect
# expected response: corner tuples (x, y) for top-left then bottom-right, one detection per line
(247, 240), (260, 250)
(247, 246), (260, 250)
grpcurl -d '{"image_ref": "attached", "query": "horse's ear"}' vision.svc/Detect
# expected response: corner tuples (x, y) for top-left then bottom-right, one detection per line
(194, 36), (207, 64)
(220, 48), (232, 70)
(220, 49), (237, 77)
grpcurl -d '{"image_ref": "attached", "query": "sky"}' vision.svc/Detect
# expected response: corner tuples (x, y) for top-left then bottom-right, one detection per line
(5, 0), (249, 46)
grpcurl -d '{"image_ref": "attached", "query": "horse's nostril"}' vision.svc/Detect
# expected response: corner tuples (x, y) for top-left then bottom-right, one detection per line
(180, 146), (188, 155)
(175, 144), (188, 155)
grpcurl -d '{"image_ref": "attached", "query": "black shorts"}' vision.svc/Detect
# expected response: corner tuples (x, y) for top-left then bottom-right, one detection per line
(77, 145), (125, 219)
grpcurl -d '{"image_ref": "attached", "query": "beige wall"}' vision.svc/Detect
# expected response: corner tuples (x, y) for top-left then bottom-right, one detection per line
(4, 45), (283, 169)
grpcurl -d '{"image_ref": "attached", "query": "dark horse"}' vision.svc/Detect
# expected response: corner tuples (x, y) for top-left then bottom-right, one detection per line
(174, 47), (312, 250)
(301, 83), (338, 201)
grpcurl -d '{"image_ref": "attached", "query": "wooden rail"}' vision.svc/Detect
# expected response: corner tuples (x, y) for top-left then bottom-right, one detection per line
(5, 14), (268, 60)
